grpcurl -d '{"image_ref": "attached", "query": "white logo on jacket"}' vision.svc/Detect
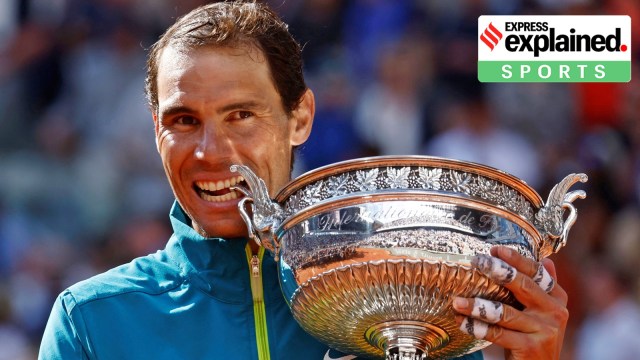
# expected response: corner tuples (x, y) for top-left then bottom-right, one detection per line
(323, 349), (357, 360)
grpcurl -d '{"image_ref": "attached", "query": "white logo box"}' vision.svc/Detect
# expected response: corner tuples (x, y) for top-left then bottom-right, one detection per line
(478, 15), (632, 61)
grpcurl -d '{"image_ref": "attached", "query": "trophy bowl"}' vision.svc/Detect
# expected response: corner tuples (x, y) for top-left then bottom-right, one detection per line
(230, 156), (587, 360)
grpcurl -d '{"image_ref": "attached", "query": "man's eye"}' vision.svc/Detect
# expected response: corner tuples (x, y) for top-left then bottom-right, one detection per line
(229, 111), (254, 121)
(238, 111), (253, 119)
(176, 116), (198, 125)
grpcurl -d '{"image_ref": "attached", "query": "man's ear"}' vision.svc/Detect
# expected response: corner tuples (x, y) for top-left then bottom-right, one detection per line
(289, 89), (315, 146)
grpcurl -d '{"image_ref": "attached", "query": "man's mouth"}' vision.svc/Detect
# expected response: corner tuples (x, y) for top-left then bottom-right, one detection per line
(194, 176), (246, 202)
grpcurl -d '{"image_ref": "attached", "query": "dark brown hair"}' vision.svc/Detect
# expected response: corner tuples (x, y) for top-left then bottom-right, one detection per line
(145, 1), (306, 115)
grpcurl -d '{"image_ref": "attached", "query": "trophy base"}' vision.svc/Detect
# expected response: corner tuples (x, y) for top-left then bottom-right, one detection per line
(366, 320), (449, 360)
(291, 258), (514, 359)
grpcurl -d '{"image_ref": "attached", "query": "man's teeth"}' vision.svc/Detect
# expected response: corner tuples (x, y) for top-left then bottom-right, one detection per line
(201, 191), (239, 202)
(195, 176), (244, 202)
(197, 175), (244, 191)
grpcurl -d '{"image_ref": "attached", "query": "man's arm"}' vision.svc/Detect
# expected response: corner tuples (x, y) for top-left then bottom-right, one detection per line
(38, 291), (89, 360)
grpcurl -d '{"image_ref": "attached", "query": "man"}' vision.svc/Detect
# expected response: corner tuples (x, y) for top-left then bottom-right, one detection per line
(39, 2), (568, 359)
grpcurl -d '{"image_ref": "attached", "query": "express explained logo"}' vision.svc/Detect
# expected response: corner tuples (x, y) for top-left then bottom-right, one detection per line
(479, 21), (629, 56)
(478, 16), (631, 83)
(480, 22), (503, 51)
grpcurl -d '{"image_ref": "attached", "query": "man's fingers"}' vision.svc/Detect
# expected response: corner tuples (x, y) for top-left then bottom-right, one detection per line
(457, 315), (532, 350)
(532, 262), (555, 293)
(492, 247), (568, 305)
(471, 246), (556, 293)
(458, 248), (569, 358)
(541, 257), (557, 279)
(538, 258), (569, 305)
(453, 297), (539, 332)
(490, 246), (539, 279)
(458, 316), (489, 340)
(469, 298), (503, 324)
(471, 253), (518, 285)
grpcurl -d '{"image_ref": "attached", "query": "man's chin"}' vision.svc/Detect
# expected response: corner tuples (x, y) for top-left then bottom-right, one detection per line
(193, 219), (249, 239)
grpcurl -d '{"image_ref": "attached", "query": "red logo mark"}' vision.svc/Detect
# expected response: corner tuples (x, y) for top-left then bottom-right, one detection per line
(480, 22), (503, 51)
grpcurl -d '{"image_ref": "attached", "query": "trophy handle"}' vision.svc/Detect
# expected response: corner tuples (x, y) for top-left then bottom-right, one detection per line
(535, 173), (588, 257)
(230, 164), (283, 259)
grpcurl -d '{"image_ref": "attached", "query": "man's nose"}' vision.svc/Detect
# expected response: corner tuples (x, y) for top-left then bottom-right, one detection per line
(194, 125), (232, 160)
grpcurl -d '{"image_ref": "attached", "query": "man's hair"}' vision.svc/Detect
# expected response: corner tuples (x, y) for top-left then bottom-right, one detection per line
(145, 1), (306, 115)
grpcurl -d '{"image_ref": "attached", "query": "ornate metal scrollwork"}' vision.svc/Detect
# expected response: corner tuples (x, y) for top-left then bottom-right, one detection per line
(535, 173), (588, 255)
(230, 164), (283, 257)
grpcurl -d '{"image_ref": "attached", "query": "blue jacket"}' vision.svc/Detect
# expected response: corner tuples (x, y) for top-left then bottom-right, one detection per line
(39, 202), (483, 359)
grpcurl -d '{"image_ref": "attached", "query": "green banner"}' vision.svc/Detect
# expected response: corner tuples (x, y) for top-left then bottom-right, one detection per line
(478, 61), (631, 82)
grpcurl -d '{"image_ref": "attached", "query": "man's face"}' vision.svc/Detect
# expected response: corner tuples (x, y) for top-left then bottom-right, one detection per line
(154, 45), (314, 238)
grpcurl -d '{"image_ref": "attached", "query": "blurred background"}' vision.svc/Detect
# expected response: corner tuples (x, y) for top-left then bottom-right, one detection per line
(0, 0), (638, 359)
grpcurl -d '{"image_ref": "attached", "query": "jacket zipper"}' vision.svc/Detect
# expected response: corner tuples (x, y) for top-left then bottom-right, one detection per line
(246, 245), (271, 360)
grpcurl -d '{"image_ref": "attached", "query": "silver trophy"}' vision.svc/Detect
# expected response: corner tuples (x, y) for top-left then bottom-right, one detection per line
(230, 156), (586, 360)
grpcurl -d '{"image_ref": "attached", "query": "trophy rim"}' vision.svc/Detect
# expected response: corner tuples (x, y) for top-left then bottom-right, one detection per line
(276, 190), (543, 250)
(276, 155), (543, 207)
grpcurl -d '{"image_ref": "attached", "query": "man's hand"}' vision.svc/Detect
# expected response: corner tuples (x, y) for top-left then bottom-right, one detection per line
(452, 246), (568, 360)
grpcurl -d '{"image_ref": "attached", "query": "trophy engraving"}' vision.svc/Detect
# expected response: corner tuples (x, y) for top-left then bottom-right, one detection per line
(231, 156), (586, 359)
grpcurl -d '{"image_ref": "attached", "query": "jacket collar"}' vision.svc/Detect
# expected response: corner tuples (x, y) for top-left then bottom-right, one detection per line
(164, 202), (283, 304)
(165, 201), (252, 303)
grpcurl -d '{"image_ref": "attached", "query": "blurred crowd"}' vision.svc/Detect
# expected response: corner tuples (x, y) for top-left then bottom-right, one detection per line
(0, 0), (638, 359)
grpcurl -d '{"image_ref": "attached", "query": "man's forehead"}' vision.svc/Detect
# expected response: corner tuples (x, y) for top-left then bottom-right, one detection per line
(156, 44), (272, 92)
(157, 46), (192, 70)
(158, 41), (267, 69)
(155, 42), (280, 112)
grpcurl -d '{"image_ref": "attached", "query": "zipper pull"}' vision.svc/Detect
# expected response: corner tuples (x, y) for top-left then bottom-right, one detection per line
(251, 255), (260, 278)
